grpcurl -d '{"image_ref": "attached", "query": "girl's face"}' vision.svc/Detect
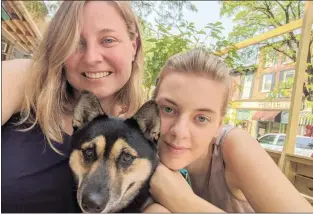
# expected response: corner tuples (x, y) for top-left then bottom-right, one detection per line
(64, 1), (137, 100)
(156, 70), (226, 170)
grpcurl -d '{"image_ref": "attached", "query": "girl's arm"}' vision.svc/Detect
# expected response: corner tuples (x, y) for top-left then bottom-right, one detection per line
(147, 163), (225, 213)
(223, 128), (313, 212)
(144, 203), (171, 213)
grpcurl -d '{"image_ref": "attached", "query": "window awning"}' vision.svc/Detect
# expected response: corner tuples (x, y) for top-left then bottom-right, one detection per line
(298, 111), (313, 125)
(251, 111), (281, 121)
(253, 110), (313, 125)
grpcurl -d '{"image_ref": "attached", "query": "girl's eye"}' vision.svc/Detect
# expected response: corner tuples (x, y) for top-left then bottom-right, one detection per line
(164, 106), (173, 113)
(160, 106), (175, 115)
(195, 115), (210, 124)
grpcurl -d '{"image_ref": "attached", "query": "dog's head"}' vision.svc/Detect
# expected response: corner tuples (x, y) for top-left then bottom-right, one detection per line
(69, 91), (160, 213)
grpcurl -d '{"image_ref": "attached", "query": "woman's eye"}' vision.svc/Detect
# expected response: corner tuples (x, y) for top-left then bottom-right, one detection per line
(103, 38), (113, 43)
(196, 115), (210, 123)
(101, 37), (117, 47)
(102, 37), (116, 44)
(77, 40), (86, 51)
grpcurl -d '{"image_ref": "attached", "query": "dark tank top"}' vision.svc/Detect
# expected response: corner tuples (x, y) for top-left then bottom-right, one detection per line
(1, 114), (80, 212)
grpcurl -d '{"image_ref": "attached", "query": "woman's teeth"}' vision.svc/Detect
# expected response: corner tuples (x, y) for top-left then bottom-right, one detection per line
(84, 72), (111, 79)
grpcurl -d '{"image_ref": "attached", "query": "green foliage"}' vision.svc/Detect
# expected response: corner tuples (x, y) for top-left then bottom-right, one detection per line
(221, 1), (313, 101)
(24, 1), (62, 21)
(267, 77), (293, 99)
(141, 20), (240, 94)
(131, 1), (197, 26)
(24, 1), (48, 20)
(221, 1), (304, 42)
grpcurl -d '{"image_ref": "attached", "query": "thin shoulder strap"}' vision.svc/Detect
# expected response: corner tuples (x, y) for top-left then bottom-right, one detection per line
(214, 125), (236, 147)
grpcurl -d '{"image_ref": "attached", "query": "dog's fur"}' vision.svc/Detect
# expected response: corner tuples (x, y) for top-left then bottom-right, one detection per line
(69, 91), (160, 213)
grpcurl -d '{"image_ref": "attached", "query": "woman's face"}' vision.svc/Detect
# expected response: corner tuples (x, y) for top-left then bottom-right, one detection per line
(156, 70), (225, 170)
(64, 1), (137, 100)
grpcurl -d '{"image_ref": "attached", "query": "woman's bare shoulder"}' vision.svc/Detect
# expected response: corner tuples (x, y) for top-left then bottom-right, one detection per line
(2, 59), (33, 125)
(3, 59), (33, 72)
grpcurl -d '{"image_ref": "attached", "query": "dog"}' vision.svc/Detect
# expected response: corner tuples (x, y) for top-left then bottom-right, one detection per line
(69, 91), (160, 213)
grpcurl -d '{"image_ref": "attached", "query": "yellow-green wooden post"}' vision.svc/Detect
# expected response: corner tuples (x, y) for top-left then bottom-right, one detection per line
(278, 1), (313, 171)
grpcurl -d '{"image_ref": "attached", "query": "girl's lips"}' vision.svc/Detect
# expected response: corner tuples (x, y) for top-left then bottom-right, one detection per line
(164, 141), (188, 154)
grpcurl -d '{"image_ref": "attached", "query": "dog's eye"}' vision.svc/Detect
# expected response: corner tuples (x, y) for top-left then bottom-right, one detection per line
(122, 153), (134, 162)
(120, 152), (135, 166)
(82, 147), (96, 162)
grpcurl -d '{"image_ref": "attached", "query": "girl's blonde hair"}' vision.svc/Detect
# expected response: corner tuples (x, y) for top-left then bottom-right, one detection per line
(17, 1), (144, 154)
(153, 48), (232, 117)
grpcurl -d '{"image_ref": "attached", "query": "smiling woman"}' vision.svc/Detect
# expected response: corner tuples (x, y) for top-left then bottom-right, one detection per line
(2, 1), (144, 212)
(64, 1), (139, 107)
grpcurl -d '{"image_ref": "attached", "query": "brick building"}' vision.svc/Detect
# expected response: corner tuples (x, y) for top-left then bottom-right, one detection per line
(227, 45), (313, 138)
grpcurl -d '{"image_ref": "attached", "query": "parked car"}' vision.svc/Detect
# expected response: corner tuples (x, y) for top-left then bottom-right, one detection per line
(258, 133), (313, 158)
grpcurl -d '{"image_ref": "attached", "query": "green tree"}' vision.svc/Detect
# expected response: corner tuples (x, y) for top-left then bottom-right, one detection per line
(24, 1), (62, 21)
(220, 1), (313, 102)
(142, 20), (240, 98)
(131, 1), (197, 26)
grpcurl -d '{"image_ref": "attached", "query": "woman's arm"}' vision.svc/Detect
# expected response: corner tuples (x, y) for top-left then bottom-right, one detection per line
(223, 128), (313, 212)
(2, 59), (32, 125)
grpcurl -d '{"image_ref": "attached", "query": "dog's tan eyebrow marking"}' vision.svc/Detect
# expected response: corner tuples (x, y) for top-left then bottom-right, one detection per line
(69, 150), (88, 185)
(82, 136), (106, 175)
(110, 138), (138, 161)
(81, 142), (94, 150)
(81, 135), (106, 157)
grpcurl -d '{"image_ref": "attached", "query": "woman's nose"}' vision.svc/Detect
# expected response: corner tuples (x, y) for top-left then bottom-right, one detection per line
(170, 116), (191, 140)
(83, 44), (103, 66)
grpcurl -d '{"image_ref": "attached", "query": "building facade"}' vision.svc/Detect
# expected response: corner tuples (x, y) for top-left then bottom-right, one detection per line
(227, 45), (313, 138)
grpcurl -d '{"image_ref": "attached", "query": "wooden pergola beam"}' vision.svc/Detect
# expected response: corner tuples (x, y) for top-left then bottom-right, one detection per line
(278, 1), (313, 170)
(2, 26), (30, 54)
(19, 18), (36, 38)
(15, 29), (28, 44)
(4, 20), (17, 32)
(26, 35), (37, 49)
(6, 1), (24, 21)
(12, 19), (27, 35)
(14, 1), (43, 40)
(215, 19), (303, 56)
(3, 20), (36, 49)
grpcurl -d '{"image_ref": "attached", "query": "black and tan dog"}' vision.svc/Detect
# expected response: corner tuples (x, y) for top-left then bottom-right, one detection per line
(69, 91), (160, 213)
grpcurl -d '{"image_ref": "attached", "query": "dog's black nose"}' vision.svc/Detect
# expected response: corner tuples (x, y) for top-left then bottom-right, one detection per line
(82, 193), (106, 213)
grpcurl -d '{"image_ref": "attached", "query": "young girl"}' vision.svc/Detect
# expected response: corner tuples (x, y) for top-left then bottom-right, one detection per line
(145, 48), (313, 212)
(2, 1), (144, 212)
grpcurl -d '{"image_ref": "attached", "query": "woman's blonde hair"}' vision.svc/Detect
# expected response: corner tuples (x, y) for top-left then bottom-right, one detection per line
(17, 1), (144, 154)
(153, 48), (232, 117)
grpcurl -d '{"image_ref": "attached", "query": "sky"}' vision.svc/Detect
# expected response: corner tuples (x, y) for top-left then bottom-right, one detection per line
(144, 1), (235, 39)
(44, 1), (235, 38)
(182, 1), (235, 37)
(143, 1), (236, 47)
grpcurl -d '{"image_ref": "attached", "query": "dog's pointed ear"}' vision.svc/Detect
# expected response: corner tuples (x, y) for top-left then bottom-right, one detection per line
(72, 90), (106, 131)
(125, 100), (160, 143)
